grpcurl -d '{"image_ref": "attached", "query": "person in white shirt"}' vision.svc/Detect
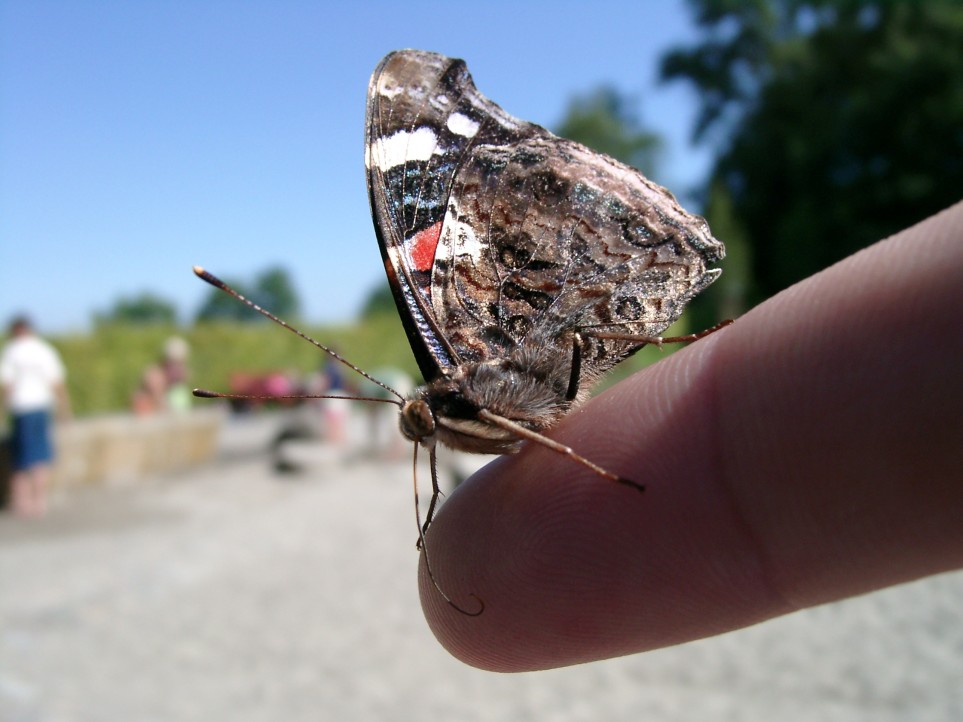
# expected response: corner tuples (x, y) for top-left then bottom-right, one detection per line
(1, 316), (71, 517)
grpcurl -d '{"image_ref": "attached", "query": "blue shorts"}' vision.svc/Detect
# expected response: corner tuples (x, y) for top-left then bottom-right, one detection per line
(10, 410), (54, 470)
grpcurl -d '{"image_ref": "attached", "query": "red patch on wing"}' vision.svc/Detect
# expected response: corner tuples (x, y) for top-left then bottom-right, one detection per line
(408, 221), (442, 272)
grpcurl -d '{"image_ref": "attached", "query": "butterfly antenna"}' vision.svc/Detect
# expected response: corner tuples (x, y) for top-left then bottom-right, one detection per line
(413, 443), (484, 616)
(193, 266), (404, 403)
(192, 389), (402, 405)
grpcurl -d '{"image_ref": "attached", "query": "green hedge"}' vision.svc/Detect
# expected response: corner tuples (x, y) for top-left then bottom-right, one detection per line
(51, 315), (420, 416)
(51, 315), (689, 417)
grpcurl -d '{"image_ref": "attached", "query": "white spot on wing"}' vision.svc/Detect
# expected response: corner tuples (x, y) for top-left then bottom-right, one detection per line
(376, 127), (442, 170)
(379, 82), (403, 99)
(446, 113), (480, 138)
(443, 197), (484, 263)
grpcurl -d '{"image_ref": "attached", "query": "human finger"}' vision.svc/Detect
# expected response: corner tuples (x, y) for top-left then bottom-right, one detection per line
(419, 202), (963, 671)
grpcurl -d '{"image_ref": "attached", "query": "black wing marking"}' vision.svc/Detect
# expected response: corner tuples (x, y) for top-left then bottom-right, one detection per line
(366, 50), (485, 382)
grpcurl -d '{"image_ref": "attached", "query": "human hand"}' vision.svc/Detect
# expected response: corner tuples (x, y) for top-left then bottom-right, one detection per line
(419, 201), (963, 672)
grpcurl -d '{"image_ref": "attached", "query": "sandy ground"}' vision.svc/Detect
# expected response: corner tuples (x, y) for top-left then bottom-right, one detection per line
(1, 411), (961, 722)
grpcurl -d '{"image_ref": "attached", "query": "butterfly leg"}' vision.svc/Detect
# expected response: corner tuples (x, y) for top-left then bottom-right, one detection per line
(414, 445), (446, 551)
(476, 409), (645, 493)
(565, 332), (585, 401)
(412, 442), (484, 616)
(567, 320), (731, 403)
(421, 446), (444, 538)
(584, 319), (733, 347)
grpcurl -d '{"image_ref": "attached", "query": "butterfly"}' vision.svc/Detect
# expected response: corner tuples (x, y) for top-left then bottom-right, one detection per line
(196, 49), (726, 616)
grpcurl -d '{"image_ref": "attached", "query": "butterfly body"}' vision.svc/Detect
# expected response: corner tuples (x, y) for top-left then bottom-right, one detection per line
(401, 331), (580, 455)
(367, 50), (725, 461)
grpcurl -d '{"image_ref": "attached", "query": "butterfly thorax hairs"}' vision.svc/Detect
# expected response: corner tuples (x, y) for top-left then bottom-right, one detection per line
(403, 341), (578, 455)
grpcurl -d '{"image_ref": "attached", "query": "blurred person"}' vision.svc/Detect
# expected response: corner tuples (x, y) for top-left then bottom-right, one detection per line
(1, 316), (71, 517)
(359, 366), (413, 458)
(161, 335), (192, 412)
(314, 356), (351, 446)
(130, 337), (192, 416)
(131, 363), (168, 415)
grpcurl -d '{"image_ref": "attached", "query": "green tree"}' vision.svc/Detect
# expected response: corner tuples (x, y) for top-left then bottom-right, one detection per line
(194, 266), (300, 323)
(96, 292), (178, 325)
(555, 86), (661, 176)
(195, 276), (260, 323)
(254, 266), (300, 320)
(702, 179), (753, 319)
(662, 0), (963, 302)
(359, 284), (397, 319)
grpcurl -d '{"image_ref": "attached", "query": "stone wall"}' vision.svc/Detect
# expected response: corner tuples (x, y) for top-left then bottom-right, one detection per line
(1, 408), (225, 498)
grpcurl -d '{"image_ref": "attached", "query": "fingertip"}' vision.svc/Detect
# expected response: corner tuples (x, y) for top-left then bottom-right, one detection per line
(417, 416), (782, 670)
(419, 204), (963, 670)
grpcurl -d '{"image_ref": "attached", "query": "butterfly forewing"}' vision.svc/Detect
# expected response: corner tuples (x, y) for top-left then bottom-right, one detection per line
(366, 51), (488, 380)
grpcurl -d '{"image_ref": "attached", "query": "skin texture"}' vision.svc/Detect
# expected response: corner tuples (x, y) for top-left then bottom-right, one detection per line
(418, 201), (963, 672)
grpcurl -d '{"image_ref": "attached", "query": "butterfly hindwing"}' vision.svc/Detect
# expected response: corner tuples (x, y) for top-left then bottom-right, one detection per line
(366, 49), (724, 389)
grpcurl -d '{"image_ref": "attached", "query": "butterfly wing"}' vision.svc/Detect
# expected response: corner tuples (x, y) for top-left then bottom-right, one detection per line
(366, 50), (724, 385)
(366, 50), (486, 382)
(435, 131), (726, 379)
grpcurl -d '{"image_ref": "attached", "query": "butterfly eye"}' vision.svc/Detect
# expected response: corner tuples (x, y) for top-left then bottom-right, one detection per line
(400, 399), (435, 442)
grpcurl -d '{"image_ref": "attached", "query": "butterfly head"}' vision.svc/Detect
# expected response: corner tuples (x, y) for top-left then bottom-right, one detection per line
(399, 398), (436, 444)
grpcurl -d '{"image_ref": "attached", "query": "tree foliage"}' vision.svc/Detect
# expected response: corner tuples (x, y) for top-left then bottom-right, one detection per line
(255, 267), (301, 320)
(359, 284), (398, 320)
(195, 265), (301, 323)
(662, 0), (963, 301)
(96, 292), (178, 326)
(555, 86), (661, 175)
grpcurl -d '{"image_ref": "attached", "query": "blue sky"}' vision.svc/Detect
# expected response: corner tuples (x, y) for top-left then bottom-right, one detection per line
(0, 1), (712, 334)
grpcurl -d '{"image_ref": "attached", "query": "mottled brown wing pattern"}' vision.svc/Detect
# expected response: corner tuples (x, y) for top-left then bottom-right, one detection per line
(424, 77), (724, 378)
(367, 49), (724, 389)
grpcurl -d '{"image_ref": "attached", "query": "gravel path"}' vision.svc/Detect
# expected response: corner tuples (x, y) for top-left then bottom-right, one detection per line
(1, 413), (961, 722)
